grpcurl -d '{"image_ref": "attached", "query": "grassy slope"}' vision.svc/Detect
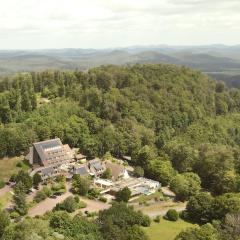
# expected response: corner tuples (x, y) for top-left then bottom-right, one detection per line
(144, 219), (195, 240)
(0, 156), (27, 181)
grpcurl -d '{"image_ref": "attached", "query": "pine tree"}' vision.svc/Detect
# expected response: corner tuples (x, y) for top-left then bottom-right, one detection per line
(21, 91), (32, 112)
(13, 182), (28, 216)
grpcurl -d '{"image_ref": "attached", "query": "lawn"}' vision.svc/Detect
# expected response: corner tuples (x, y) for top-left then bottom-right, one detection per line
(144, 219), (195, 240)
(0, 156), (28, 181)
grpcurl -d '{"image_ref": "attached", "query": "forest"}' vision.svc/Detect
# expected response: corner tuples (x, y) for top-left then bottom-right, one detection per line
(0, 64), (240, 239)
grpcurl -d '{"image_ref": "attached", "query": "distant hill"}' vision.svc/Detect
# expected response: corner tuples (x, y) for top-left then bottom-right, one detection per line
(209, 73), (240, 88)
(1, 45), (240, 86)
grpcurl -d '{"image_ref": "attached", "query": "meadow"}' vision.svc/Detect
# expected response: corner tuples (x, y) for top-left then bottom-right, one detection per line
(144, 219), (195, 240)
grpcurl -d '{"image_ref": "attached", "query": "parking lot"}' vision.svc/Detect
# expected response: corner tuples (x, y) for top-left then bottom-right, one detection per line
(28, 186), (109, 217)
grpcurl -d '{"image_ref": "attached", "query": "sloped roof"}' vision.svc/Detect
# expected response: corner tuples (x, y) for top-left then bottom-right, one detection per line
(33, 138), (62, 162)
(73, 165), (89, 176)
(88, 158), (101, 165)
(33, 138), (73, 166)
(93, 162), (103, 171)
(89, 158), (104, 170)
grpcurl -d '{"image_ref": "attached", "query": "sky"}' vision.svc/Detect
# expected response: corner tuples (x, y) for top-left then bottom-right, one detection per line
(0, 0), (239, 49)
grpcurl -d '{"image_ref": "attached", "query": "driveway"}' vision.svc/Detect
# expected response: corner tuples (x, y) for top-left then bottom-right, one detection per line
(28, 192), (109, 217)
(28, 191), (73, 217)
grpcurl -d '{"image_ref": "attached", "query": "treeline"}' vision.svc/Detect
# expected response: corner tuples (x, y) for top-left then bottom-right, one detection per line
(0, 73), (37, 123)
(175, 192), (240, 240)
(1, 64), (239, 126)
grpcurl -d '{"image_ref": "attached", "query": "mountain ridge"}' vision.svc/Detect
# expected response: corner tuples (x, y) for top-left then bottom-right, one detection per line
(1, 45), (240, 86)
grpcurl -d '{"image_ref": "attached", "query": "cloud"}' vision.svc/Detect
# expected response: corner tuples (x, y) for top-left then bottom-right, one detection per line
(0, 0), (239, 48)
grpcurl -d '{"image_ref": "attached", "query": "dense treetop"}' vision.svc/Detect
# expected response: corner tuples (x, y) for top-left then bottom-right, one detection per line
(0, 64), (240, 196)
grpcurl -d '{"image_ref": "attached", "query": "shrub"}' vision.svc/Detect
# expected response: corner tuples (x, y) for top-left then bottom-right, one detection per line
(72, 175), (90, 196)
(87, 188), (100, 199)
(58, 189), (67, 195)
(51, 183), (66, 194)
(99, 196), (107, 203)
(33, 173), (42, 188)
(74, 195), (80, 203)
(141, 215), (151, 227)
(115, 187), (131, 202)
(51, 183), (61, 191)
(34, 191), (47, 203)
(165, 209), (179, 221)
(42, 186), (52, 197)
(179, 210), (189, 221)
(78, 201), (87, 209)
(86, 211), (97, 218)
(154, 215), (161, 223)
(54, 196), (77, 213)
(9, 174), (17, 182)
(16, 162), (23, 168)
(15, 170), (33, 191)
(0, 210), (10, 238)
(10, 211), (20, 219)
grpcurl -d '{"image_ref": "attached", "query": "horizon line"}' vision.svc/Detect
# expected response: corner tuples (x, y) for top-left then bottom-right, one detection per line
(0, 43), (240, 51)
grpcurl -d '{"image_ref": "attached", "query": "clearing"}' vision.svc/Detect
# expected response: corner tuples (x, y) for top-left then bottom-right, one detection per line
(144, 219), (195, 240)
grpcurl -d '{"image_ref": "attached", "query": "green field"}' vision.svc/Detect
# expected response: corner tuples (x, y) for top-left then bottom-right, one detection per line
(0, 156), (28, 181)
(144, 219), (195, 240)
